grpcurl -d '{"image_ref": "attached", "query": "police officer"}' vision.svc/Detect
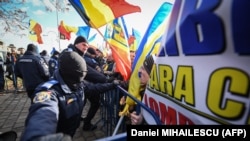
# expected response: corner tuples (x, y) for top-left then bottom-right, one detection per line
(20, 51), (119, 141)
(20, 51), (86, 141)
(48, 50), (60, 76)
(15, 43), (50, 98)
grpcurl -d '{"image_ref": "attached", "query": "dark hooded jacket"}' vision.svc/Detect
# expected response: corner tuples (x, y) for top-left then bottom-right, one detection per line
(65, 44), (109, 83)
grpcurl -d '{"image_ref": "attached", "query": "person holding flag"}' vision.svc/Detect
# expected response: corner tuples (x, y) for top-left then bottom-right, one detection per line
(129, 55), (155, 125)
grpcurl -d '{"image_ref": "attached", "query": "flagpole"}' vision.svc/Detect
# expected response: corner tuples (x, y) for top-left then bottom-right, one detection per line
(91, 22), (106, 42)
(56, 0), (61, 51)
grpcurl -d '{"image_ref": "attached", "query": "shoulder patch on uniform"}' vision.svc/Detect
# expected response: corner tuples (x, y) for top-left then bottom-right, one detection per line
(51, 62), (55, 67)
(33, 91), (51, 103)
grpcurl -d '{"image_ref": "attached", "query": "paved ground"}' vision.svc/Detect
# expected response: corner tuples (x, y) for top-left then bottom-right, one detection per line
(0, 90), (126, 141)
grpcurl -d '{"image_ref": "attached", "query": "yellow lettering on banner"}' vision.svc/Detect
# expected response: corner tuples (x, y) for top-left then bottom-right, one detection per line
(207, 68), (249, 118)
(157, 65), (173, 95)
(149, 64), (160, 91)
(174, 66), (194, 105)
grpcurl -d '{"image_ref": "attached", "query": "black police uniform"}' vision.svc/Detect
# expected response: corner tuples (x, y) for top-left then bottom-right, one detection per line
(21, 68), (118, 141)
(15, 50), (50, 98)
(20, 70), (85, 141)
(48, 56), (58, 76)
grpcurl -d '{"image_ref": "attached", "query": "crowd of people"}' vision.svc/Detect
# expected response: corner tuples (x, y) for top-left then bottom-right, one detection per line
(0, 45), (26, 92)
(1, 35), (155, 141)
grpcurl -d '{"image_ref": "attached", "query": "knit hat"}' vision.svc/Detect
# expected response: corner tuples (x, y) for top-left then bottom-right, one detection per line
(40, 50), (48, 55)
(74, 36), (88, 45)
(87, 47), (97, 55)
(59, 51), (87, 85)
(27, 44), (38, 53)
(143, 55), (154, 75)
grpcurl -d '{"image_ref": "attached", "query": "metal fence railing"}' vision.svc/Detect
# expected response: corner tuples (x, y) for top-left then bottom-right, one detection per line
(95, 85), (161, 140)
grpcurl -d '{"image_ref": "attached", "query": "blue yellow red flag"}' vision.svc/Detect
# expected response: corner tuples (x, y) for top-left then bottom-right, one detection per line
(29, 19), (43, 44)
(58, 20), (90, 40)
(58, 21), (78, 40)
(68, 0), (141, 28)
(120, 2), (173, 116)
(106, 17), (131, 81)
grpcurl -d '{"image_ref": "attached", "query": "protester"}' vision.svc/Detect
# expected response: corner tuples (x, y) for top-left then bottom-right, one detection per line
(65, 36), (110, 83)
(129, 55), (155, 125)
(18, 47), (25, 57)
(130, 50), (136, 67)
(4, 47), (18, 90)
(95, 48), (106, 69)
(14, 43), (50, 98)
(4, 52), (13, 81)
(84, 47), (103, 73)
(40, 50), (50, 65)
(17, 47), (26, 91)
(103, 54), (115, 76)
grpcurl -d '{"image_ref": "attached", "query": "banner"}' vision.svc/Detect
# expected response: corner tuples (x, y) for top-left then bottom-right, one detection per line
(142, 0), (250, 125)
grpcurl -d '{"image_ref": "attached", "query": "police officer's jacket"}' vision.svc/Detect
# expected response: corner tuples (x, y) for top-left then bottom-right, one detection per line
(20, 69), (84, 141)
(48, 55), (58, 76)
(15, 51), (50, 94)
(20, 69), (117, 141)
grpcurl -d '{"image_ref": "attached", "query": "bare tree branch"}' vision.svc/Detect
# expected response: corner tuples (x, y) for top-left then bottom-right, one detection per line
(0, 0), (70, 36)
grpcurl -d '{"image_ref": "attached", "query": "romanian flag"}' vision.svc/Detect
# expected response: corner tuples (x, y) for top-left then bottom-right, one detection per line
(58, 21), (78, 40)
(106, 17), (131, 81)
(68, 0), (141, 28)
(120, 2), (173, 116)
(29, 19), (43, 44)
(58, 21), (91, 40)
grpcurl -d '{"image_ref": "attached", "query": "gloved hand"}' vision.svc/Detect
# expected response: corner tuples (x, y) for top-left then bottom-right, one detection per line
(119, 81), (128, 89)
(113, 80), (121, 85)
(35, 133), (72, 141)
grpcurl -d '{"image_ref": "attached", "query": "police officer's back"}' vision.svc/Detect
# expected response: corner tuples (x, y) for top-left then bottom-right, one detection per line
(15, 43), (50, 98)
(48, 50), (60, 76)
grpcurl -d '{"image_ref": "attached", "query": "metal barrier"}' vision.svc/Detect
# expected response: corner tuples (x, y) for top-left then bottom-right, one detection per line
(95, 85), (161, 140)
(95, 87), (123, 136)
